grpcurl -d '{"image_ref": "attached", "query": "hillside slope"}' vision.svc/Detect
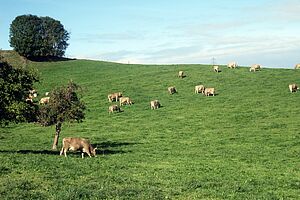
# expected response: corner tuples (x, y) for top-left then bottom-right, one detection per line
(0, 57), (299, 199)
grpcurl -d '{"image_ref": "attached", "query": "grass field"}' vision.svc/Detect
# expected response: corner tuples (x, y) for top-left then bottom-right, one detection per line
(0, 55), (300, 199)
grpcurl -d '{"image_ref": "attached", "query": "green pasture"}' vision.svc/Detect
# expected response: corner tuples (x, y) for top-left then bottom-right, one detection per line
(0, 59), (299, 199)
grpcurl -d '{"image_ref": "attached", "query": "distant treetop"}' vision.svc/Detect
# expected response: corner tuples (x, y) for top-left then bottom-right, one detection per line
(9, 14), (69, 59)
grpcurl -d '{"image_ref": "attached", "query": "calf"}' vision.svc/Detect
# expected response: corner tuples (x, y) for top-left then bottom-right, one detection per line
(39, 97), (50, 105)
(119, 97), (133, 106)
(178, 71), (184, 78)
(150, 100), (161, 109)
(195, 85), (205, 94)
(108, 92), (122, 102)
(250, 64), (261, 72)
(109, 104), (121, 113)
(60, 137), (97, 158)
(168, 86), (177, 94)
(204, 88), (215, 96)
(289, 83), (298, 93)
(213, 65), (220, 73)
(227, 61), (238, 69)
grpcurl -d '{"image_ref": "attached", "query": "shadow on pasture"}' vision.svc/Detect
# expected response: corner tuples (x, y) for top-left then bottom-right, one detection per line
(27, 56), (76, 62)
(92, 141), (138, 155)
(0, 149), (59, 155)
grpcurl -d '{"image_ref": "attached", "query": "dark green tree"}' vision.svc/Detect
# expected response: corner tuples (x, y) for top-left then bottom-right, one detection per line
(37, 81), (85, 150)
(0, 60), (39, 126)
(9, 14), (69, 58)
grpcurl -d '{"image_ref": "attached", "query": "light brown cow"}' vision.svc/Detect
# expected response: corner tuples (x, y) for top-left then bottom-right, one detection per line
(289, 83), (298, 93)
(108, 92), (122, 102)
(60, 137), (97, 158)
(213, 65), (220, 73)
(168, 86), (177, 94)
(204, 88), (215, 96)
(108, 104), (121, 114)
(295, 64), (300, 69)
(150, 100), (161, 110)
(178, 71), (184, 78)
(119, 97), (133, 106)
(250, 64), (261, 72)
(227, 61), (238, 69)
(195, 85), (205, 94)
(39, 97), (50, 105)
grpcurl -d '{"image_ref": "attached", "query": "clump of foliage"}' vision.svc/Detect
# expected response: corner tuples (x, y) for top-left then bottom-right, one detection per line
(0, 60), (39, 126)
(37, 81), (85, 149)
(9, 14), (69, 58)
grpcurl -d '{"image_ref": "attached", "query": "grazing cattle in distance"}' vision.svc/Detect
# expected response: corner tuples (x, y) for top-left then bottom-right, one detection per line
(250, 64), (261, 72)
(109, 104), (121, 114)
(39, 97), (50, 105)
(168, 86), (177, 94)
(295, 64), (300, 69)
(29, 89), (38, 98)
(227, 61), (238, 69)
(60, 137), (97, 158)
(178, 71), (184, 78)
(119, 97), (133, 106)
(195, 85), (205, 94)
(213, 66), (220, 73)
(289, 84), (298, 93)
(150, 100), (161, 110)
(204, 88), (215, 96)
(108, 92), (122, 102)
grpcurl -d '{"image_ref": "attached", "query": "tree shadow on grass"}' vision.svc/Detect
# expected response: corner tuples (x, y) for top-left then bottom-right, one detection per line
(27, 56), (76, 62)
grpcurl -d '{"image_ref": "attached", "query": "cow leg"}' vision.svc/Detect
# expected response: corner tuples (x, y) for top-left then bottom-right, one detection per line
(60, 147), (64, 156)
(81, 152), (84, 159)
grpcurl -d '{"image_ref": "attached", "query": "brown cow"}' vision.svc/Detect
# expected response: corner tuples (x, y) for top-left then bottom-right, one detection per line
(195, 85), (205, 94)
(178, 71), (184, 78)
(108, 92), (122, 102)
(60, 137), (97, 158)
(289, 83), (298, 93)
(39, 97), (50, 105)
(204, 88), (215, 96)
(150, 100), (161, 109)
(109, 104), (121, 113)
(119, 97), (133, 106)
(250, 64), (261, 72)
(168, 86), (177, 94)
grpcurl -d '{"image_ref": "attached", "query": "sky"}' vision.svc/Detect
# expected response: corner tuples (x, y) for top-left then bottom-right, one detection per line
(1, 0), (300, 68)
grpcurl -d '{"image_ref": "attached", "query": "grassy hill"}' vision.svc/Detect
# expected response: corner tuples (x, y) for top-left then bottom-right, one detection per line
(0, 53), (299, 199)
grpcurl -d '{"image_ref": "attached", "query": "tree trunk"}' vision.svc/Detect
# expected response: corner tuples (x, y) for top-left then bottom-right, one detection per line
(52, 122), (62, 150)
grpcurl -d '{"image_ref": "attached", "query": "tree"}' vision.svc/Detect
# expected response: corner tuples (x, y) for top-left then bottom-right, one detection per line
(9, 14), (69, 58)
(37, 81), (85, 150)
(0, 60), (39, 126)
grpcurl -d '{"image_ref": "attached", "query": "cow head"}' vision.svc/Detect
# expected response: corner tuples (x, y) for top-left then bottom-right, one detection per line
(91, 147), (97, 157)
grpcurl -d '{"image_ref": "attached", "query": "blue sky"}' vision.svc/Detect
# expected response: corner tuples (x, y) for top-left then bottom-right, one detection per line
(1, 0), (300, 68)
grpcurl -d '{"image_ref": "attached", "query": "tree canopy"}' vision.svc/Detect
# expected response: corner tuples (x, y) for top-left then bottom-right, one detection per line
(37, 81), (86, 149)
(9, 14), (69, 58)
(0, 60), (39, 126)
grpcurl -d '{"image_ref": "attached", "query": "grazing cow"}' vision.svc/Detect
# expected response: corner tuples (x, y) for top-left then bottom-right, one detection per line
(168, 86), (177, 94)
(60, 137), (97, 158)
(295, 64), (300, 69)
(250, 64), (261, 72)
(108, 92), (122, 102)
(289, 84), (298, 93)
(150, 100), (161, 110)
(204, 88), (215, 96)
(178, 71), (184, 78)
(39, 97), (50, 105)
(119, 97), (133, 106)
(108, 104), (121, 114)
(227, 61), (238, 69)
(195, 85), (205, 94)
(213, 65), (220, 73)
